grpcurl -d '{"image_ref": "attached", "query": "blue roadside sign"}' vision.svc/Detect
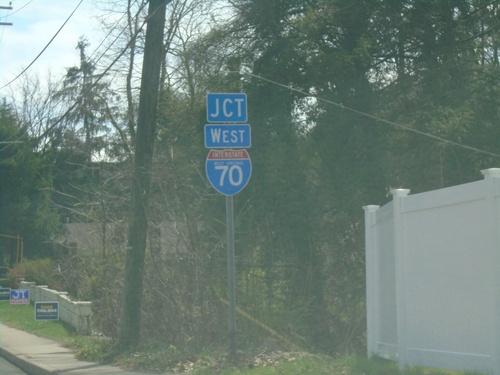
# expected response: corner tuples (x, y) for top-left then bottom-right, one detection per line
(207, 93), (247, 123)
(204, 124), (251, 149)
(206, 149), (252, 196)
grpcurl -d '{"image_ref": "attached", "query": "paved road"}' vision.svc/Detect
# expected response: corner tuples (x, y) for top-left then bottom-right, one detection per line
(0, 356), (28, 374)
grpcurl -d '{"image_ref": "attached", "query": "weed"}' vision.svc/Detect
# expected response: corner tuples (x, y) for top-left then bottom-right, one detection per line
(0, 303), (488, 375)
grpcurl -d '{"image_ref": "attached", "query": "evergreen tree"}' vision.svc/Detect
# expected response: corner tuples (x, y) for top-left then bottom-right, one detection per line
(0, 99), (59, 263)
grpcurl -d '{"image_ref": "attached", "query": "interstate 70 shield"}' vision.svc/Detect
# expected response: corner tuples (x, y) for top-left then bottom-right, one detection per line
(206, 149), (252, 196)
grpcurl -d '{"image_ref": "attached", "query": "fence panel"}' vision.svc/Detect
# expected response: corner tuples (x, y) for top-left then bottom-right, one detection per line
(365, 168), (500, 374)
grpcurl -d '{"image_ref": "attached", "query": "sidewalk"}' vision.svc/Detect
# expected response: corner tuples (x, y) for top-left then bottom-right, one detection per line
(0, 323), (171, 374)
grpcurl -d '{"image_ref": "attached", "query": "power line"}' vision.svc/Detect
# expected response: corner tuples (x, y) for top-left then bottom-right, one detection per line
(0, 1), (151, 162)
(4, 0), (499, 163)
(31, 0), (169, 146)
(0, 0), (84, 90)
(0, 0), (34, 18)
(234, 71), (500, 159)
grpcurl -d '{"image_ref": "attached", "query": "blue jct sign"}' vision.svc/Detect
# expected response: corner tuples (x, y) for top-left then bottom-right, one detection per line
(204, 124), (251, 149)
(207, 93), (247, 123)
(206, 149), (252, 196)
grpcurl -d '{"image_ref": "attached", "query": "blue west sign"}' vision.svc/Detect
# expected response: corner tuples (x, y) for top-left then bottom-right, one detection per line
(204, 124), (251, 149)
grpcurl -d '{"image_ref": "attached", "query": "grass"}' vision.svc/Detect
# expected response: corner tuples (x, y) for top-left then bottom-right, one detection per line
(191, 355), (484, 375)
(0, 300), (75, 341)
(0, 302), (486, 375)
(192, 355), (346, 375)
(0, 301), (114, 362)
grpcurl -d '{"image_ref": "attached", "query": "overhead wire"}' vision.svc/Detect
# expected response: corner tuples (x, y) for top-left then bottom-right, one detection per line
(2, 0), (500, 163)
(15, 4), (132, 150)
(0, 0), (84, 90)
(233, 71), (500, 159)
(1, 1), (499, 224)
(0, 0), (151, 161)
(88, 8), (130, 63)
(0, 2), (142, 187)
(0, 0), (172, 169)
(0, 0), (34, 18)
(34, 0), (160, 144)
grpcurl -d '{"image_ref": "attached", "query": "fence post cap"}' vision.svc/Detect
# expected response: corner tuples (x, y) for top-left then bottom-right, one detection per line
(481, 168), (500, 178)
(391, 188), (410, 197)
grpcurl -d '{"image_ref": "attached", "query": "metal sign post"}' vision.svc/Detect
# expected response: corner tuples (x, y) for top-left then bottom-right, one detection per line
(226, 195), (237, 358)
(205, 93), (250, 361)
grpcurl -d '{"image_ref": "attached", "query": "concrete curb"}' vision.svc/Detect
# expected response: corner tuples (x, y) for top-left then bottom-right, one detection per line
(0, 345), (54, 375)
(0, 323), (162, 374)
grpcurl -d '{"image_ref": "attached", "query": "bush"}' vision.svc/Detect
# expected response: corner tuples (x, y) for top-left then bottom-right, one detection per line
(6, 258), (63, 290)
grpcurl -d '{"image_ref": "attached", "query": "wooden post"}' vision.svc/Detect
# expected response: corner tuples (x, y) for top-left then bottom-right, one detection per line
(118, 0), (169, 350)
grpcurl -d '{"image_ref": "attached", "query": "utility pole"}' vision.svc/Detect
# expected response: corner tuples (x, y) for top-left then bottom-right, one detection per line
(0, 4), (13, 26)
(117, 0), (169, 350)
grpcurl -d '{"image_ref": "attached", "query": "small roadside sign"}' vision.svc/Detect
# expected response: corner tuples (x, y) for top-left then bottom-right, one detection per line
(35, 301), (59, 321)
(204, 124), (251, 149)
(0, 287), (10, 301)
(10, 289), (30, 304)
(207, 93), (247, 123)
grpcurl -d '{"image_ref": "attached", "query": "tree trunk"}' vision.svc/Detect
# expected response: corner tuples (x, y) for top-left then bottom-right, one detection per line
(117, 0), (168, 350)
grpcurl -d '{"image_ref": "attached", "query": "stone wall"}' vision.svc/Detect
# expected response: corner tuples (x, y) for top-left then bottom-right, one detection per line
(20, 281), (92, 334)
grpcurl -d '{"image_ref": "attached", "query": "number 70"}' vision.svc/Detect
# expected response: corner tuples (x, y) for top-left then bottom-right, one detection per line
(215, 165), (243, 186)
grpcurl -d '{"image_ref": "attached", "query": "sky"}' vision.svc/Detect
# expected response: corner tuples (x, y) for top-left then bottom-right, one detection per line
(0, 0), (103, 95)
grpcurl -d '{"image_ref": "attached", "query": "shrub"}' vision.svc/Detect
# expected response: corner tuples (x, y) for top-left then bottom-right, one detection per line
(7, 258), (63, 290)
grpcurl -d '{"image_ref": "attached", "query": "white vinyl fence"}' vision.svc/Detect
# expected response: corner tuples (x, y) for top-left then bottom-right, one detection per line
(364, 168), (500, 374)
